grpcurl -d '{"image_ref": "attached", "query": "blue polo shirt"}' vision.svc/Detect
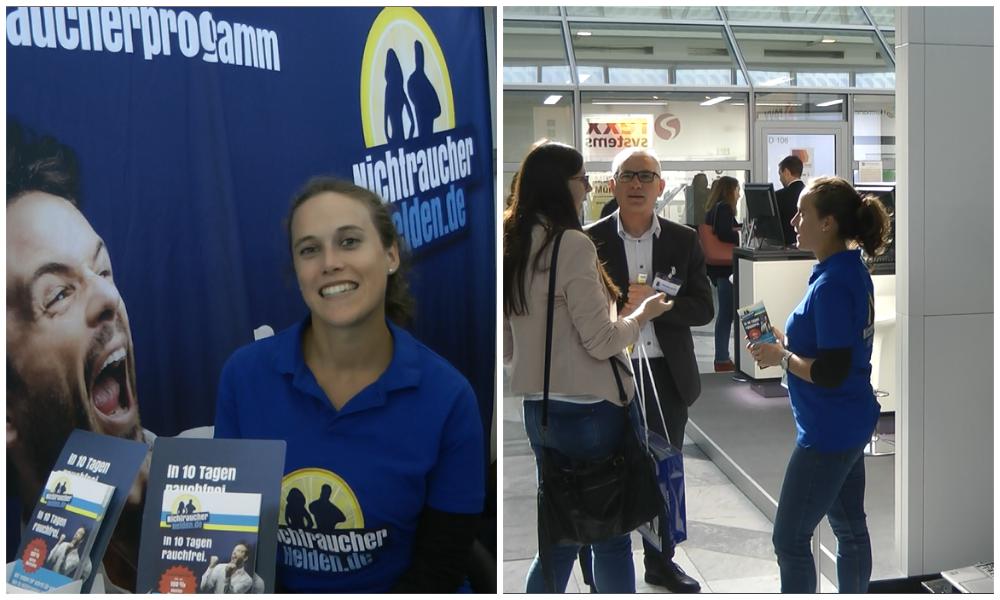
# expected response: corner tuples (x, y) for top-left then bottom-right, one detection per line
(784, 249), (880, 451)
(214, 318), (485, 593)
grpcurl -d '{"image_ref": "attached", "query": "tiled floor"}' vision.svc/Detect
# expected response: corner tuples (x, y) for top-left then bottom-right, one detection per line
(502, 305), (837, 593)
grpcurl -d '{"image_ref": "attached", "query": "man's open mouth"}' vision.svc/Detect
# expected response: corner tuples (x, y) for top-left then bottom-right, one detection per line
(90, 347), (131, 417)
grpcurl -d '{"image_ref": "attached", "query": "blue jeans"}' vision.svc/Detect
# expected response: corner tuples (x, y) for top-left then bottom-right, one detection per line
(523, 400), (637, 593)
(772, 443), (872, 593)
(713, 276), (734, 362)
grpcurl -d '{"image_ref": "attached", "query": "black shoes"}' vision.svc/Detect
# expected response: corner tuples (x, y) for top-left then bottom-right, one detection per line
(644, 560), (702, 593)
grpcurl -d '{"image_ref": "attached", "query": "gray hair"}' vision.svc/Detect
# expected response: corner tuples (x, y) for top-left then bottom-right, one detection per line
(610, 147), (662, 177)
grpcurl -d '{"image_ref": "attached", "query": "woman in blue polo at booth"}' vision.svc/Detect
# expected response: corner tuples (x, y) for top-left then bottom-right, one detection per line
(214, 178), (484, 593)
(748, 176), (890, 593)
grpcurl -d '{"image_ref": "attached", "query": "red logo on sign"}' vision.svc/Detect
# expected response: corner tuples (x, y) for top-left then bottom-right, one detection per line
(159, 565), (196, 594)
(21, 538), (48, 573)
(654, 113), (681, 140)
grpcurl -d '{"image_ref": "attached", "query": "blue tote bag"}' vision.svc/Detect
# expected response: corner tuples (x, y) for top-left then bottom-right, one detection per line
(632, 345), (688, 548)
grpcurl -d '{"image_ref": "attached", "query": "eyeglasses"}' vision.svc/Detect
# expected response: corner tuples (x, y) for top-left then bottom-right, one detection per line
(569, 174), (591, 186)
(616, 170), (660, 183)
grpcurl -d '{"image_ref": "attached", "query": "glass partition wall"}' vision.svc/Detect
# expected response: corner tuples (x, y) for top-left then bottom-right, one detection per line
(503, 6), (895, 225)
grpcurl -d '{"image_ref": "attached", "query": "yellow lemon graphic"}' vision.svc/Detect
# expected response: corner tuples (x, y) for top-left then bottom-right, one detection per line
(168, 494), (202, 514)
(280, 468), (364, 530)
(360, 7), (455, 148)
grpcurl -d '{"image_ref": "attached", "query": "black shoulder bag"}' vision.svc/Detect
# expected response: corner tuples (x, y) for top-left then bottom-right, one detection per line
(536, 230), (662, 590)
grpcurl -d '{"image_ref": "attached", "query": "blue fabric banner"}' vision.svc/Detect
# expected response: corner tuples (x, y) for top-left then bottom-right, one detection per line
(6, 7), (495, 444)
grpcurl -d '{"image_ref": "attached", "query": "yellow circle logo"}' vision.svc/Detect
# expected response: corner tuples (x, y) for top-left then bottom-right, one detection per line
(51, 476), (71, 494)
(280, 468), (364, 530)
(360, 7), (455, 148)
(168, 494), (202, 514)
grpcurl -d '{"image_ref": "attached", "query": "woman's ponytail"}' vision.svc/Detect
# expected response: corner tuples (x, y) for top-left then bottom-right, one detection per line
(807, 176), (892, 264)
(856, 194), (892, 259)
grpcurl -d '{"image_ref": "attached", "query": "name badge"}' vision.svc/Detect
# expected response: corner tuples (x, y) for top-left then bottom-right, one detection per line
(652, 270), (683, 297)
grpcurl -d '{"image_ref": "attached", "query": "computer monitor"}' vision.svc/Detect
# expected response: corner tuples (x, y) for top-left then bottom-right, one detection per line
(856, 185), (895, 268)
(744, 183), (786, 248)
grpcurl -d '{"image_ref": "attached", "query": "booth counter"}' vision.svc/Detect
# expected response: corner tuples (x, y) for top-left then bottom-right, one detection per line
(732, 247), (815, 381)
(731, 247), (897, 412)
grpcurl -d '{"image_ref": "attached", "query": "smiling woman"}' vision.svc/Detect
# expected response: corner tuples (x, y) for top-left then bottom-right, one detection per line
(213, 177), (485, 593)
(285, 179), (412, 330)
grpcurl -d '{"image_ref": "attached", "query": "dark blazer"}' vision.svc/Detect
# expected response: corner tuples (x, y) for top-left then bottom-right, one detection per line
(585, 213), (714, 406)
(600, 198), (619, 219)
(775, 179), (804, 247)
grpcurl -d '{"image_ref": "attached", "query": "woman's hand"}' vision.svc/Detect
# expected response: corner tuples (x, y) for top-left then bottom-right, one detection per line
(747, 339), (785, 368)
(770, 325), (786, 345)
(621, 282), (654, 316)
(628, 292), (674, 325)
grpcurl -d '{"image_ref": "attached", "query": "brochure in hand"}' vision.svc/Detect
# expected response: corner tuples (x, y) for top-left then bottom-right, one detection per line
(135, 437), (285, 594)
(8, 470), (115, 592)
(738, 301), (778, 345)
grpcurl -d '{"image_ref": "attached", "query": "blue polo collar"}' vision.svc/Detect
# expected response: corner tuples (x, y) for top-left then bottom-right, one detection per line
(271, 316), (423, 415)
(811, 248), (863, 281)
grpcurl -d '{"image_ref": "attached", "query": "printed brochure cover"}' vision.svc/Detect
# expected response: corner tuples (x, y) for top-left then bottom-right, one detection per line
(148, 490), (263, 593)
(8, 470), (115, 592)
(135, 437), (285, 593)
(738, 301), (778, 345)
(44, 429), (149, 592)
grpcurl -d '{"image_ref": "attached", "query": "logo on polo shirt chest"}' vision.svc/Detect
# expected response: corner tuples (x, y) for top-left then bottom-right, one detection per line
(277, 468), (389, 575)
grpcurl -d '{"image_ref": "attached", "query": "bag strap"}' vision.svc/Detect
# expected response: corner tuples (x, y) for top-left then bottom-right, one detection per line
(538, 229), (565, 593)
(631, 347), (652, 451)
(638, 343), (671, 437)
(541, 230), (566, 430)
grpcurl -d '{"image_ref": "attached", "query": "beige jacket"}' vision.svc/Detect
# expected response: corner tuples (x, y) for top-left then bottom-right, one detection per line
(503, 225), (639, 405)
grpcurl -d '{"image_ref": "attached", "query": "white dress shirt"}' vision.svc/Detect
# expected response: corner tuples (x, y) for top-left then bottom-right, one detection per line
(616, 215), (664, 358)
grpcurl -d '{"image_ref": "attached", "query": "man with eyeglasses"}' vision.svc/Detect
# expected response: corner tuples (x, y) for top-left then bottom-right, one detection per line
(585, 148), (714, 593)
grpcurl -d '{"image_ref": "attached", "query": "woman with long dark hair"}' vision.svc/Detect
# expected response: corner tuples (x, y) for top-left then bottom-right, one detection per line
(704, 176), (741, 371)
(503, 142), (672, 593)
(748, 176), (891, 593)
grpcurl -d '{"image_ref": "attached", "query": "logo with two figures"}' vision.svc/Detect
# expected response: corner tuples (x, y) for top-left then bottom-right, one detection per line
(360, 7), (455, 148)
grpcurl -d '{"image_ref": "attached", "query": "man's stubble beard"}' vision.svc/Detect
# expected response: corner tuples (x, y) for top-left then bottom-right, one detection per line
(8, 363), (87, 508)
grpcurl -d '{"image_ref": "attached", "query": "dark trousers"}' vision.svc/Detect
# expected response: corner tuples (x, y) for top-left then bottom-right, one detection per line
(579, 356), (689, 586)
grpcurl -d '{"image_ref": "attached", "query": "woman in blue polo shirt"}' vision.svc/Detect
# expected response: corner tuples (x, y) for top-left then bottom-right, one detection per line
(214, 178), (484, 592)
(748, 176), (890, 593)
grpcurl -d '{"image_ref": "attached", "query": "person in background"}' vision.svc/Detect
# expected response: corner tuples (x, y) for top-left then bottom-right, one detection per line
(215, 178), (484, 592)
(775, 155), (805, 246)
(586, 148), (714, 593)
(503, 141), (672, 593)
(748, 176), (891, 593)
(703, 176), (742, 372)
(686, 172), (710, 227)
